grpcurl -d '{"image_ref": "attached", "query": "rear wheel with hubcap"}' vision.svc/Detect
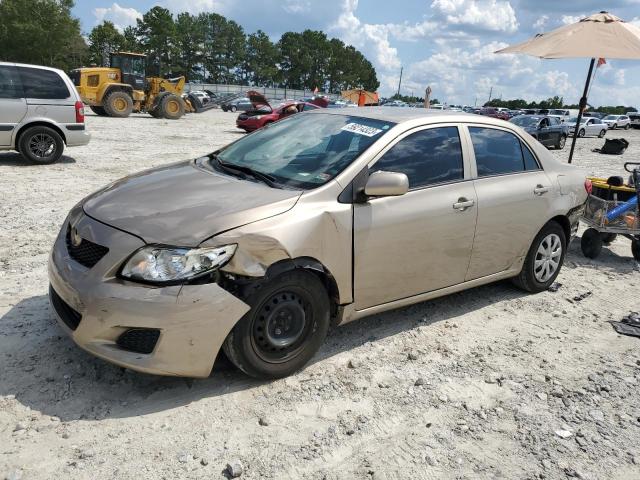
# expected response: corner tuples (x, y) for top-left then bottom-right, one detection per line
(223, 270), (331, 379)
(512, 221), (566, 293)
(18, 126), (64, 164)
(556, 135), (567, 149)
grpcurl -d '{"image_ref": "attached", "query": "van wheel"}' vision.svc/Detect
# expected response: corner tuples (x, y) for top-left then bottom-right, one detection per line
(104, 91), (133, 117)
(223, 270), (330, 379)
(18, 126), (64, 164)
(512, 221), (566, 293)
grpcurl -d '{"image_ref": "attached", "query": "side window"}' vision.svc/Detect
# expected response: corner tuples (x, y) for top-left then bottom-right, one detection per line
(373, 127), (464, 189)
(17, 67), (70, 99)
(550, 117), (560, 126)
(469, 127), (538, 176)
(302, 104), (317, 111)
(0, 65), (23, 99)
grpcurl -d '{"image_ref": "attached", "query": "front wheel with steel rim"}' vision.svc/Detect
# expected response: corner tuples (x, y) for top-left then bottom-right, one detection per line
(18, 126), (64, 164)
(512, 221), (566, 293)
(223, 270), (331, 379)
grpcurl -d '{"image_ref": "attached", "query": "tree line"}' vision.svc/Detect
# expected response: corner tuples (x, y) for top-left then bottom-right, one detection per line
(0, 0), (379, 93)
(485, 97), (637, 115)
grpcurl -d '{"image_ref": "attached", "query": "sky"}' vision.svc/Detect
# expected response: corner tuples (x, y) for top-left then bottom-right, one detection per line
(72, 0), (640, 107)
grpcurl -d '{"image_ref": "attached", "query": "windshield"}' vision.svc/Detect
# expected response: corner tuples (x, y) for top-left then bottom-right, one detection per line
(511, 116), (540, 127)
(603, 115), (618, 120)
(215, 113), (395, 189)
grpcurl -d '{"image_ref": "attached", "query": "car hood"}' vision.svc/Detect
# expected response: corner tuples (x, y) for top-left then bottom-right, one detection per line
(248, 90), (272, 112)
(82, 159), (302, 246)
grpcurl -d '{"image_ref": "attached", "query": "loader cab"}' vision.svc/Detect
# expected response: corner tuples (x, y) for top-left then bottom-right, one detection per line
(110, 52), (146, 91)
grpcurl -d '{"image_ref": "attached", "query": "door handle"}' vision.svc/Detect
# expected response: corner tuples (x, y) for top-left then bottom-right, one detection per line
(534, 184), (549, 195)
(453, 197), (475, 211)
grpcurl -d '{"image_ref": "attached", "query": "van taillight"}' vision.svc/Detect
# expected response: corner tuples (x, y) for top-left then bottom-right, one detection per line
(75, 101), (85, 123)
(584, 178), (593, 195)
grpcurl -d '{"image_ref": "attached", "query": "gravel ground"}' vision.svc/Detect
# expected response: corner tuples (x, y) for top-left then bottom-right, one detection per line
(1, 111), (640, 480)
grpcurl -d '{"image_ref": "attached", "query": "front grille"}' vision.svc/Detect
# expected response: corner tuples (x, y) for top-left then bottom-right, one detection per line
(49, 285), (82, 331)
(66, 227), (109, 269)
(116, 329), (160, 354)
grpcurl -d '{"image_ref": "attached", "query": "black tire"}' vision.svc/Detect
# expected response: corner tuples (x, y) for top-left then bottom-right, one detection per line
(612, 123), (618, 130)
(600, 232), (617, 244)
(148, 107), (163, 118)
(581, 228), (603, 259)
(512, 221), (566, 293)
(160, 94), (185, 120)
(103, 90), (133, 117)
(230, 105), (237, 112)
(556, 135), (567, 149)
(223, 270), (331, 379)
(624, 124), (630, 130)
(598, 129), (606, 138)
(632, 239), (640, 261)
(578, 128), (586, 137)
(90, 106), (108, 116)
(18, 125), (64, 164)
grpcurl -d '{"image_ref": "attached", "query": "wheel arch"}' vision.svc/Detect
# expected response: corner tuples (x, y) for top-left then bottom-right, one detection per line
(15, 121), (67, 148)
(547, 215), (571, 242)
(101, 84), (134, 101)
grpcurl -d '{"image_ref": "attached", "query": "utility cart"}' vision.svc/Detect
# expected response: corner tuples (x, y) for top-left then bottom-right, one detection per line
(580, 162), (640, 261)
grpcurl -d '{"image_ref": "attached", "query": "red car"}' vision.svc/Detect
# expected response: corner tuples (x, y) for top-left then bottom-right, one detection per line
(479, 107), (510, 121)
(236, 91), (327, 132)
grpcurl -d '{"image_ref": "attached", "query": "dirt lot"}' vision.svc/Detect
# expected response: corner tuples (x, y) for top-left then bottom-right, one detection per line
(1, 111), (639, 480)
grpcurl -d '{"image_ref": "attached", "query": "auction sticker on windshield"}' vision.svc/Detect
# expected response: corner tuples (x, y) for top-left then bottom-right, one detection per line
(341, 123), (384, 137)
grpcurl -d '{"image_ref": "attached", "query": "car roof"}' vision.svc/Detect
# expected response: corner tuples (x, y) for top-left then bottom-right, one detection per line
(0, 61), (66, 75)
(307, 107), (510, 128)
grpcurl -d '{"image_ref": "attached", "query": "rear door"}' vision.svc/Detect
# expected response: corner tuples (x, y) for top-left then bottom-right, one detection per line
(0, 65), (27, 146)
(16, 66), (75, 124)
(353, 125), (477, 309)
(465, 126), (554, 280)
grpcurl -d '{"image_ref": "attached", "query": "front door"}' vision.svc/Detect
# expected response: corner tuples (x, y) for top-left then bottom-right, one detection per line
(465, 126), (554, 280)
(0, 65), (27, 146)
(353, 125), (477, 310)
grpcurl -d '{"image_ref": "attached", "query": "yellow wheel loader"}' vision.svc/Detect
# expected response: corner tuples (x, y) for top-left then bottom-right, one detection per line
(69, 52), (191, 120)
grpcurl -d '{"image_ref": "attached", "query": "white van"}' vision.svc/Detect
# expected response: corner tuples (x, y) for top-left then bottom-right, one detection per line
(0, 62), (90, 164)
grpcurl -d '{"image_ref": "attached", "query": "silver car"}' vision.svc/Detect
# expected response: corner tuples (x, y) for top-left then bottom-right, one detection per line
(602, 114), (631, 130)
(49, 109), (588, 378)
(566, 116), (608, 138)
(0, 62), (90, 164)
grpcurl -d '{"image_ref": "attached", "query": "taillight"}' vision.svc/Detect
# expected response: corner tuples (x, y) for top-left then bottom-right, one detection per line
(75, 101), (85, 123)
(584, 178), (593, 195)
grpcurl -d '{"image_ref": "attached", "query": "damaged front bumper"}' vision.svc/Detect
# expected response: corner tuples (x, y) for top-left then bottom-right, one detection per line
(48, 210), (250, 378)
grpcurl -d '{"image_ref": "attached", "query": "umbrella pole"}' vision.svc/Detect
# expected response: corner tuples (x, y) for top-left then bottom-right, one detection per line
(568, 58), (596, 164)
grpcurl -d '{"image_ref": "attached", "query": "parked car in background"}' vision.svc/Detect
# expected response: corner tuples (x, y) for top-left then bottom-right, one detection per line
(566, 116), (608, 137)
(523, 109), (539, 115)
(221, 96), (253, 112)
(479, 107), (510, 120)
(0, 61), (90, 164)
(510, 115), (569, 149)
(602, 114), (631, 130)
(548, 109), (570, 122)
(582, 111), (604, 119)
(188, 90), (211, 105)
(49, 108), (588, 379)
(629, 112), (640, 129)
(236, 91), (324, 132)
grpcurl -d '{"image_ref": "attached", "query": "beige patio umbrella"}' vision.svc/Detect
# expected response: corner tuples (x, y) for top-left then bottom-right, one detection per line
(496, 11), (640, 163)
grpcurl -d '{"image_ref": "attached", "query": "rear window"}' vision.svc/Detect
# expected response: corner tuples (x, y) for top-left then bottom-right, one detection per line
(469, 127), (540, 176)
(0, 65), (23, 99)
(17, 67), (70, 99)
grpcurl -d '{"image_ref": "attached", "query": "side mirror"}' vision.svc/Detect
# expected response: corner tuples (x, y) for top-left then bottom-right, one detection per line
(364, 171), (409, 198)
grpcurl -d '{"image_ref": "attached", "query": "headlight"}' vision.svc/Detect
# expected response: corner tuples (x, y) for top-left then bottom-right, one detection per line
(121, 245), (237, 283)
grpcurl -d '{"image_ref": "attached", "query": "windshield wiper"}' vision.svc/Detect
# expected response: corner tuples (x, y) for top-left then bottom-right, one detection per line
(211, 155), (280, 188)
